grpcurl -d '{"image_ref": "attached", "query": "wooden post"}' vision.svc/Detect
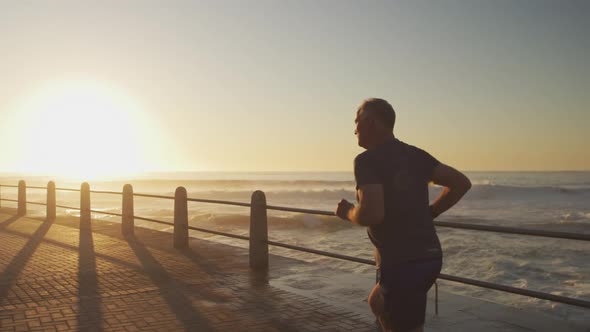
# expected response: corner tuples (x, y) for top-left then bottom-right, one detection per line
(80, 182), (90, 223)
(17, 180), (26, 216)
(249, 190), (268, 270)
(47, 181), (56, 220)
(122, 184), (134, 236)
(174, 186), (188, 249)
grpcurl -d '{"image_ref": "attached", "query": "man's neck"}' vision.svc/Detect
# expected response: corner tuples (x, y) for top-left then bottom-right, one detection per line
(366, 134), (395, 150)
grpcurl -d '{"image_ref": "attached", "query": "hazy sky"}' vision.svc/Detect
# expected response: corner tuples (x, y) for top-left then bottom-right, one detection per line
(1, 0), (588, 175)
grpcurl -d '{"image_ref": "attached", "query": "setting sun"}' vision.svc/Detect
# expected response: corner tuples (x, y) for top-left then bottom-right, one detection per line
(14, 79), (149, 180)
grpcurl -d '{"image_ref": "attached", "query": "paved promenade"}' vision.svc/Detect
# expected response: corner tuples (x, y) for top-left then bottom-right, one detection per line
(0, 209), (378, 331)
(0, 207), (587, 332)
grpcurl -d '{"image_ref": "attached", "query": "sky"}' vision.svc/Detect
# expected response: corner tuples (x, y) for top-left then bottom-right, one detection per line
(0, 0), (588, 176)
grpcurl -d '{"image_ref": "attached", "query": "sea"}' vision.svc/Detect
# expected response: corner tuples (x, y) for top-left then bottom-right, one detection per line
(0, 171), (588, 323)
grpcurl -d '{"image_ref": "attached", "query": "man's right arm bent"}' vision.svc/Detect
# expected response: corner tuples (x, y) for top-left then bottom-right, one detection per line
(429, 163), (471, 218)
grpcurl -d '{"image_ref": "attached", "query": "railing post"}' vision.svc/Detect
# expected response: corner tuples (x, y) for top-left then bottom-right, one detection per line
(174, 186), (188, 249)
(18, 180), (26, 216)
(80, 182), (90, 223)
(249, 190), (268, 270)
(47, 181), (56, 220)
(435, 281), (439, 316)
(122, 184), (134, 236)
(375, 248), (381, 284)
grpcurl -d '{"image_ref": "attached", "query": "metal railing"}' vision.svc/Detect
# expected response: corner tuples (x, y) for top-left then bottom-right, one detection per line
(0, 181), (589, 311)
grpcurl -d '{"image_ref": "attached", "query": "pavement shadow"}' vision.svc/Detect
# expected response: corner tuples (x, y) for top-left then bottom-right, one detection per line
(0, 217), (54, 301)
(180, 248), (234, 277)
(124, 234), (213, 331)
(0, 227), (221, 295)
(0, 214), (21, 229)
(180, 247), (270, 285)
(182, 248), (297, 331)
(77, 219), (103, 332)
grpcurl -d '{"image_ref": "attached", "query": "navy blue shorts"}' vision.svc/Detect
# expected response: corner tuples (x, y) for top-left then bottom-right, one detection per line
(378, 257), (442, 332)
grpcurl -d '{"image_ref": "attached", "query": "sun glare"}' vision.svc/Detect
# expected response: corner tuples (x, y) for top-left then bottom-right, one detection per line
(16, 79), (149, 181)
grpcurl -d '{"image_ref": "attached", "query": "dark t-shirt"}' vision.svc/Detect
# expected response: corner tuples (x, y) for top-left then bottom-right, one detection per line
(354, 138), (442, 265)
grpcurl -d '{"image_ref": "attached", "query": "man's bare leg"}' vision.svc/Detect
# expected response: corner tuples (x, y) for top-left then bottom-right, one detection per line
(368, 284), (392, 331)
(371, 250), (393, 331)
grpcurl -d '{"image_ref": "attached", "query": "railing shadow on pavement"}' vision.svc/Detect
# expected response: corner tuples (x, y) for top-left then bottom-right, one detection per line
(0, 217), (54, 303)
(0, 214), (21, 229)
(123, 233), (214, 331)
(77, 214), (103, 331)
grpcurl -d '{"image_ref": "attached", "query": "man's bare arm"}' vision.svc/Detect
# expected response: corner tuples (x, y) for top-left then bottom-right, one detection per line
(336, 184), (384, 226)
(430, 164), (471, 218)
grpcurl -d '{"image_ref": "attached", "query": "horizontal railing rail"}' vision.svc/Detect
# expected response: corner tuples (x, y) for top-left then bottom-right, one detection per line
(26, 201), (47, 206)
(433, 220), (590, 242)
(89, 209), (123, 217)
(55, 187), (80, 192)
(0, 181), (589, 311)
(134, 193), (175, 200)
(188, 225), (250, 241)
(90, 190), (123, 195)
(26, 186), (48, 190)
(438, 273), (590, 309)
(134, 215), (174, 227)
(55, 204), (79, 210)
(188, 197), (251, 208)
(267, 205), (336, 216)
(1, 198), (18, 203)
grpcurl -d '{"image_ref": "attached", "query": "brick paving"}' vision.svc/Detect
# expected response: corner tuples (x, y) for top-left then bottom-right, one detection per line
(0, 208), (378, 332)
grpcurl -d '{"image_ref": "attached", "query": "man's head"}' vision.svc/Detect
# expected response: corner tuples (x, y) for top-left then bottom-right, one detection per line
(354, 98), (396, 149)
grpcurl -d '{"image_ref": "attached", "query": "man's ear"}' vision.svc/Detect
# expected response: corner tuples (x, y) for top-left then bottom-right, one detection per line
(370, 117), (380, 130)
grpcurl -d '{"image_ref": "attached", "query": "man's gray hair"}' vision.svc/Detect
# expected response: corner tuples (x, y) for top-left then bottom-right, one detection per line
(358, 98), (396, 131)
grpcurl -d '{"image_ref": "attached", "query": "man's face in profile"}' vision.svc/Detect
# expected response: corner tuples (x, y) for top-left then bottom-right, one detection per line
(355, 108), (372, 149)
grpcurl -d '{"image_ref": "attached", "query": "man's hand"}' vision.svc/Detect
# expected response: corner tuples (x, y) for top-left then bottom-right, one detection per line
(336, 185), (385, 226)
(336, 199), (354, 221)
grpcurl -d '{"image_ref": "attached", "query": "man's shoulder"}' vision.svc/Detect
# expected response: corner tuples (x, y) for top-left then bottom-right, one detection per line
(355, 140), (401, 165)
(399, 140), (440, 172)
(354, 149), (377, 166)
(396, 139), (418, 151)
(354, 149), (371, 161)
(397, 140), (431, 157)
